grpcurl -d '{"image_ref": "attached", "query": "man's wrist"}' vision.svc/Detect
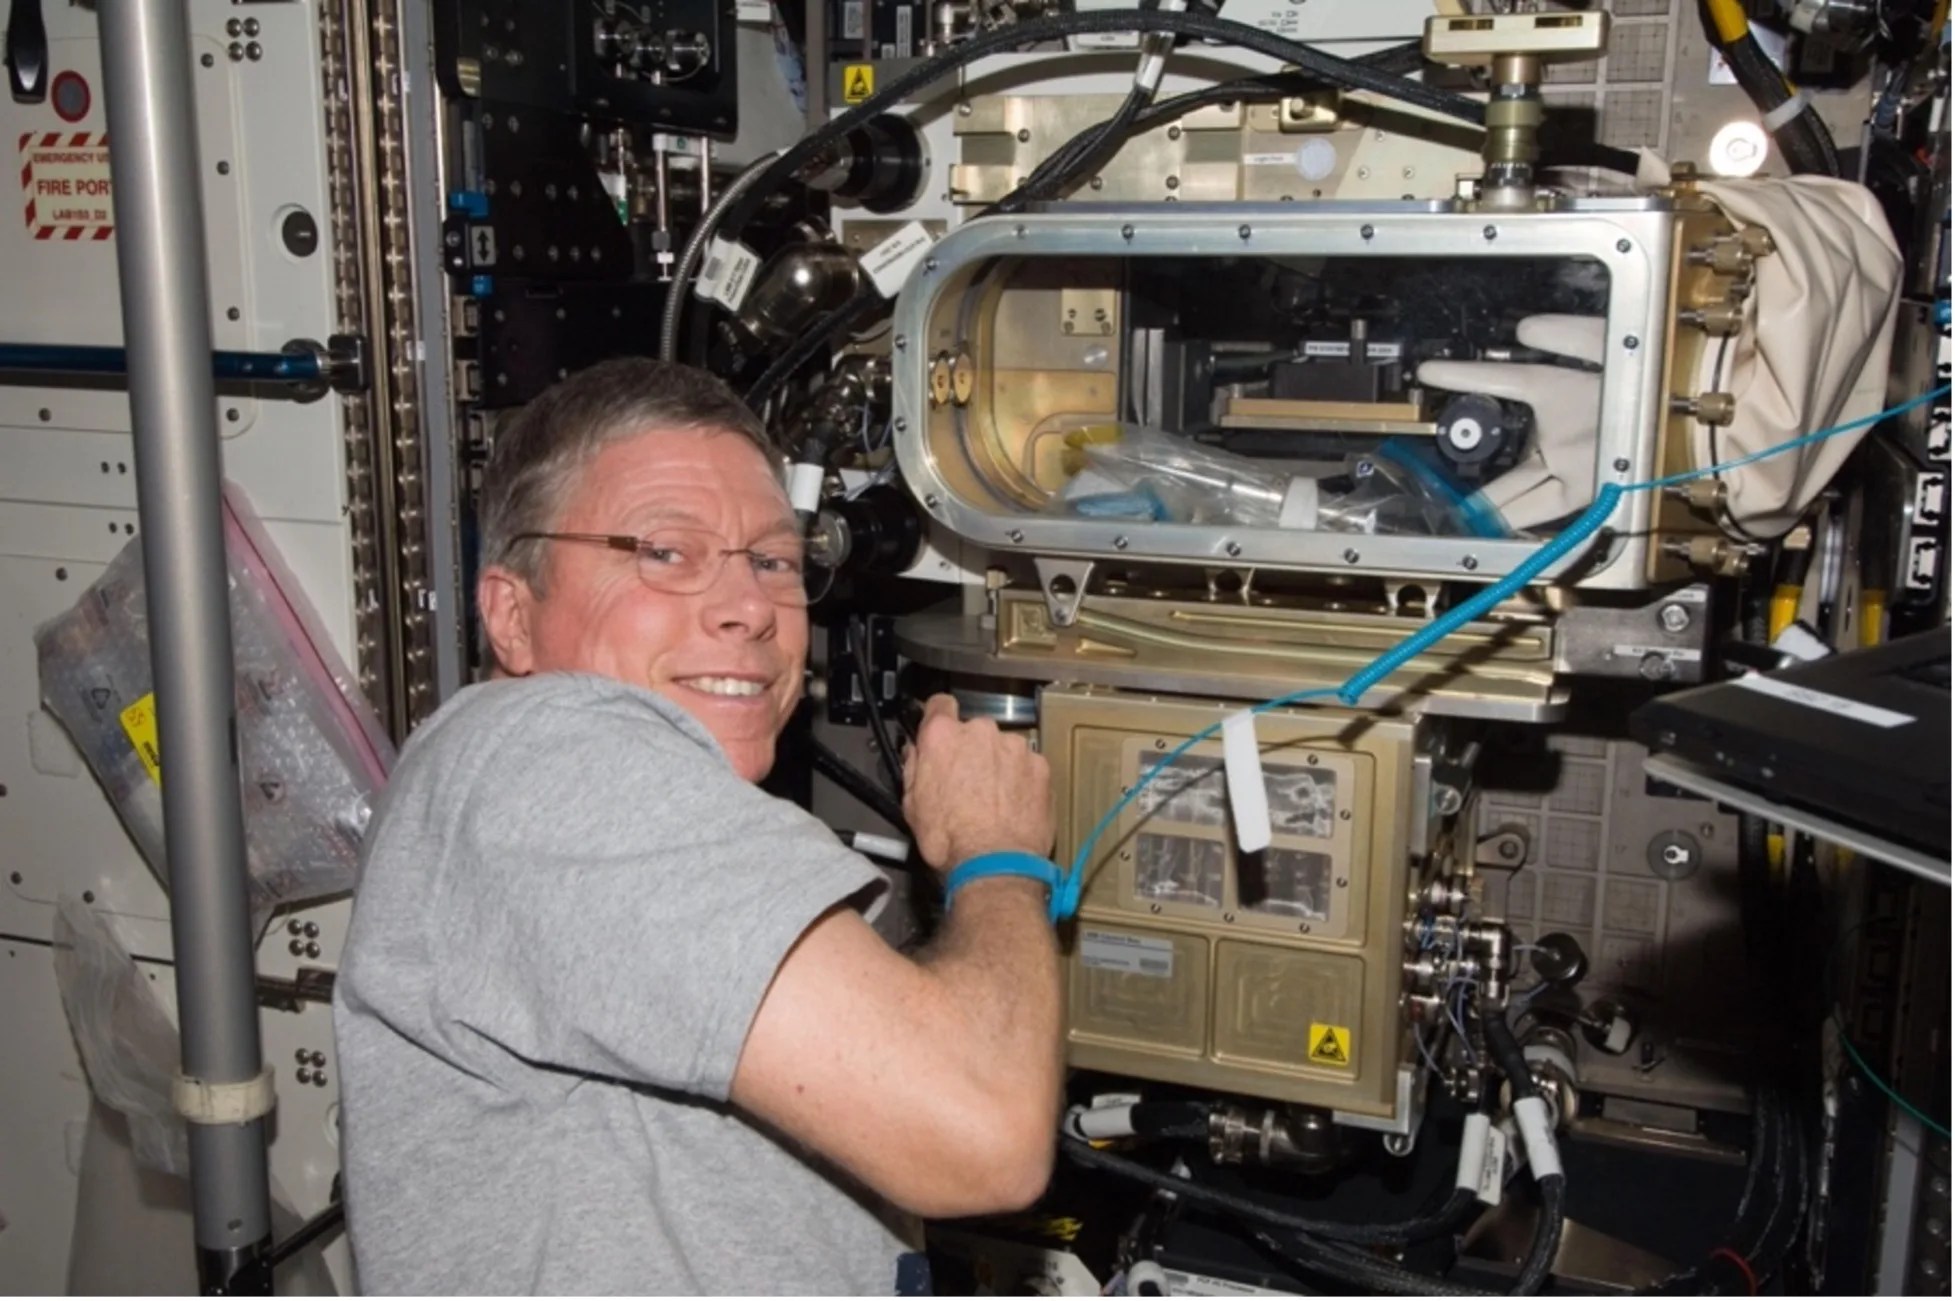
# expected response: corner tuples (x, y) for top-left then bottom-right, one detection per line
(943, 850), (1062, 922)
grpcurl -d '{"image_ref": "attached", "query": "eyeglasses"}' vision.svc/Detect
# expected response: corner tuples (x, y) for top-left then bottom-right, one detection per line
(511, 528), (824, 607)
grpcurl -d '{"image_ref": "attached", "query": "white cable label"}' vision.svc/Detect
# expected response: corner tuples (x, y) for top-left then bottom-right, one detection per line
(1476, 1124), (1510, 1204)
(695, 235), (738, 301)
(735, 0), (772, 21)
(1513, 1095), (1563, 1181)
(787, 461), (826, 513)
(1455, 1112), (1491, 1193)
(712, 241), (763, 312)
(861, 220), (934, 297)
(1221, 711), (1271, 853)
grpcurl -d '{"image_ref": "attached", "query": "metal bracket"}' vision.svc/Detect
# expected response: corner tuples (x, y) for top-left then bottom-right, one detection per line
(1476, 823), (1532, 870)
(1034, 556), (1094, 628)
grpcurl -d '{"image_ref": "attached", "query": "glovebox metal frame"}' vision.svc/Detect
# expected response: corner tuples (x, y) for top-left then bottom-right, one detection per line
(890, 199), (1677, 591)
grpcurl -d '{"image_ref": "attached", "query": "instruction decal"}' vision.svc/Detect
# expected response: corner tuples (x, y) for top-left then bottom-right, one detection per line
(843, 64), (875, 104)
(20, 132), (114, 241)
(120, 693), (162, 785)
(1307, 1022), (1352, 1068)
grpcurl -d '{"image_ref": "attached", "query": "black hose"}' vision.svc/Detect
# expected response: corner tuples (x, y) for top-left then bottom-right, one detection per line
(1059, 1135), (1472, 1247)
(718, 10), (1484, 240)
(1478, 1011), (1564, 1297)
(1715, 28), (1839, 177)
(808, 735), (911, 834)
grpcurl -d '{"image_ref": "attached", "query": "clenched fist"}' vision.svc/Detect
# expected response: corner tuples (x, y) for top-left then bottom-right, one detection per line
(901, 694), (1055, 873)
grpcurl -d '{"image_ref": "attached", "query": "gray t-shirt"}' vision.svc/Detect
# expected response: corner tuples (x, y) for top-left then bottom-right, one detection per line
(333, 672), (918, 1294)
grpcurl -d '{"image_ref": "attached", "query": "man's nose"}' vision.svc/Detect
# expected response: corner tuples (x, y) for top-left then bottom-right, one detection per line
(700, 552), (778, 634)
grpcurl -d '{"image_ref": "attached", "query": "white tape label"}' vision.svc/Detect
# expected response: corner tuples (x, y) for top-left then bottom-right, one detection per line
(1222, 711), (1271, 853)
(861, 219), (934, 297)
(1080, 929), (1174, 979)
(712, 241), (762, 311)
(1734, 673), (1914, 728)
(736, 0), (772, 21)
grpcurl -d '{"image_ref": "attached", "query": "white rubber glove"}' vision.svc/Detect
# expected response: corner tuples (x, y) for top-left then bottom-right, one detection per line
(1417, 315), (1605, 532)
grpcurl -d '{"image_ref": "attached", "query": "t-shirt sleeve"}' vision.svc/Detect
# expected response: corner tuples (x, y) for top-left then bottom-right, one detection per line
(425, 688), (882, 1100)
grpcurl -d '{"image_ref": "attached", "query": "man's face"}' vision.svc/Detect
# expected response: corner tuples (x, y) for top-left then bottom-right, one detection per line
(483, 427), (807, 782)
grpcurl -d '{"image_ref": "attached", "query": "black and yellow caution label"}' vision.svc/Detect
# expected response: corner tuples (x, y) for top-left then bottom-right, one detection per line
(1307, 1022), (1352, 1068)
(843, 63), (875, 103)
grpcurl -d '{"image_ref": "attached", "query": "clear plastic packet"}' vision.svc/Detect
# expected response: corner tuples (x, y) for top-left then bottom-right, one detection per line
(51, 896), (188, 1178)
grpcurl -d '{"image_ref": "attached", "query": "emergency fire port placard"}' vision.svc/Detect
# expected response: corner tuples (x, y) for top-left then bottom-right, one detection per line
(19, 132), (114, 241)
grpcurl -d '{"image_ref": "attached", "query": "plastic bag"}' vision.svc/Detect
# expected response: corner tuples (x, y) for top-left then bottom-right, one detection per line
(51, 896), (188, 1178)
(1055, 424), (1506, 538)
(35, 483), (395, 935)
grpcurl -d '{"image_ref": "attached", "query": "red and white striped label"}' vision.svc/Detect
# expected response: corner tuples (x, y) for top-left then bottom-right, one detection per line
(19, 131), (114, 241)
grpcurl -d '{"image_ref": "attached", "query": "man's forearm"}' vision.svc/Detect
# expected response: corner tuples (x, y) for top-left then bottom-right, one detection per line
(918, 877), (1065, 1126)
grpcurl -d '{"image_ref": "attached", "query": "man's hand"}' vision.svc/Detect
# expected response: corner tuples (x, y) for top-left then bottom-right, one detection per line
(901, 694), (1054, 871)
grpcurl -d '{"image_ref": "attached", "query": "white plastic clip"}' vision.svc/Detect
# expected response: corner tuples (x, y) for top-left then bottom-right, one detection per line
(174, 1065), (276, 1125)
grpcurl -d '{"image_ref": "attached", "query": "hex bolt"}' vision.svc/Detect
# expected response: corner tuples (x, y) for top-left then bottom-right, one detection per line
(1659, 603), (1692, 633)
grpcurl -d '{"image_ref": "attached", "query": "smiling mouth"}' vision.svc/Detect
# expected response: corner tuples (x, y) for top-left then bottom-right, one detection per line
(676, 676), (771, 699)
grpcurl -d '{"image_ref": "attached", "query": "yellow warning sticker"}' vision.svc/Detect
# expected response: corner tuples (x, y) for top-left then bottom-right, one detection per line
(120, 692), (162, 786)
(1307, 1022), (1352, 1068)
(843, 63), (875, 104)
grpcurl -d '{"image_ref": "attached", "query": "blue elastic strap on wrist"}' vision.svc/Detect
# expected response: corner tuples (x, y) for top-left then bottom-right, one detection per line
(944, 852), (1067, 923)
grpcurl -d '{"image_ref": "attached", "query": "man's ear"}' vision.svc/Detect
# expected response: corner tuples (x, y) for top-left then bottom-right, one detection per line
(478, 566), (539, 676)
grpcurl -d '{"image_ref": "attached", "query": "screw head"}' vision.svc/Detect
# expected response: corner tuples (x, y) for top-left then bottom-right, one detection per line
(1614, 457), (1631, 472)
(924, 493), (940, 509)
(1659, 602), (1692, 633)
(1617, 238), (1632, 253)
(1224, 540), (1242, 558)
(1121, 224), (1135, 241)
(1461, 555), (1479, 571)
(1343, 548), (1360, 563)
(1014, 224), (1026, 238)
(1238, 224), (1252, 240)
(1114, 535), (1129, 550)
(1483, 225), (1497, 241)
(894, 335), (907, 351)
(893, 417), (908, 433)
(1360, 224), (1375, 240)
(923, 257), (938, 273)
(1008, 529), (1024, 543)
(1623, 335), (1640, 350)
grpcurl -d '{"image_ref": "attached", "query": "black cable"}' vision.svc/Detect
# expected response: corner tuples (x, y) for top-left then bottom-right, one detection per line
(1713, 24), (1840, 177)
(1478, 1012), (1564, 1297)
(808, 735), (911, 834)
(269, 1201), (345, 1269)
(742, 285), (884, 408)
(848, 616), (906, 796)
(1253, 1228), (1497, 1297)
(718, 10), (1483, 240)
(1059, 1135), (1473, 1248)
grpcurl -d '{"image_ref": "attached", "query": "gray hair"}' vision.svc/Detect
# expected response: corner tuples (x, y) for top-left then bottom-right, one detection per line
(478, 357), (774, 594)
